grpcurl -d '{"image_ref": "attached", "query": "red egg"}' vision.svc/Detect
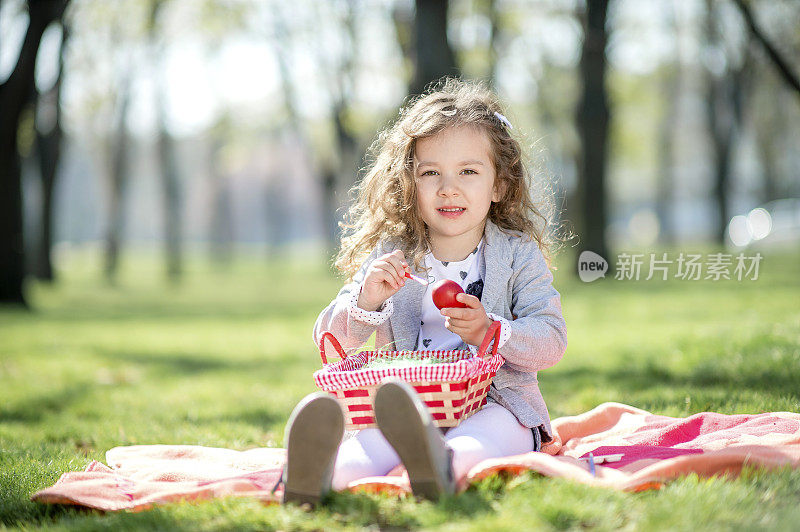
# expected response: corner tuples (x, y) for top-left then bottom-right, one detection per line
(431, 279), (467, 309)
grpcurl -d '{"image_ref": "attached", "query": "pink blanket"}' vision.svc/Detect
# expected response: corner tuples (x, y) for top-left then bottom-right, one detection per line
(32, 402), (800, 511)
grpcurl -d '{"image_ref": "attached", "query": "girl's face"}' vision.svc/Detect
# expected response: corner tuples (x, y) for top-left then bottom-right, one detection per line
(414, 125), (501, 259)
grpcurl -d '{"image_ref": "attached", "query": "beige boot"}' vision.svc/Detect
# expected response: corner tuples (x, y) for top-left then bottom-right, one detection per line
(374, 379), (455, 500)
(281, 393), (344, 507)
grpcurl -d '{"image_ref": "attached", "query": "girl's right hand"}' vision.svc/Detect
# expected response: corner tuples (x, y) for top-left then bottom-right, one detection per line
(357, 250), (410, 312)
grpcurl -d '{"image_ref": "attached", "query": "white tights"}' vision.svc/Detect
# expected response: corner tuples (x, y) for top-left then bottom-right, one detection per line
(331, 402), (534, 490)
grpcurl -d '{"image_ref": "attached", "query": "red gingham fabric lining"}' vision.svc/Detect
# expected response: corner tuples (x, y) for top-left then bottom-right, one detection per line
(314, 349), (504, 392)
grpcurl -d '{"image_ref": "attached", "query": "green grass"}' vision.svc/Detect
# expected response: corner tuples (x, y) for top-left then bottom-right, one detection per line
(1, 245), (799, 530)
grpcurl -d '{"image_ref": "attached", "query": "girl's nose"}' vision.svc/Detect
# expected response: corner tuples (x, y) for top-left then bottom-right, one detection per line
(437, 173), (459, 196)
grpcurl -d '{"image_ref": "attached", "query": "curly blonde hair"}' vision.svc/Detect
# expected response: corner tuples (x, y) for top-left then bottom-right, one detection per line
(335, 77), (558, 280)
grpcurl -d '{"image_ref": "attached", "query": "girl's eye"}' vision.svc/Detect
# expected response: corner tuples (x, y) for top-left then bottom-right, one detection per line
(419, 169), (476, 176)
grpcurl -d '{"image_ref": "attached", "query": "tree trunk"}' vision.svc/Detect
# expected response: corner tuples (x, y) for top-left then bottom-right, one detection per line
(410, 0), (458, 96)
(754, 88), (783, 203)
(304, 1), (361, 258)
(705, 1), (748, 244)
(209, 179), (233, 265)
(207, 131), (233, 266)
(655, 72), (678, 247)
(271, 4), (314, 258)
(33, 23), (68, 282)
(392, 2), (414, 81)
(325, 1), (359, 257)
(575, 0), (611, 270)
(655, 4), (680, 247)
(487, 0), (500, 86)
(329, 104), (357, 258)
(320, 169), (338, 258)
(157, 123), (182, 283)
(34, 114), (58, 282)
(732, 0), (800, 102)
(707, 77), (733, 245)
(745, 45), (785, 204)
(0, 0), (66, 304)
(150, 0), (182, 282)
(104, 73), (132, 284)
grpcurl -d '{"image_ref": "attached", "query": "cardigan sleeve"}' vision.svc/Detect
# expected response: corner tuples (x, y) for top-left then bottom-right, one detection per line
(498, 239), (567, 371)
(312, 244), (396, 359)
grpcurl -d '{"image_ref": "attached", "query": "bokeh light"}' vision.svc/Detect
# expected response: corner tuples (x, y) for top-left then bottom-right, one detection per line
(747, 208), (772, 241)
(728, 215), (751, 247)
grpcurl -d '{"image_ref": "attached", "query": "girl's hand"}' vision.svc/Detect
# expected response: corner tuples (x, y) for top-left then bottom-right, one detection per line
(441, 293), (493, 346)
(357, 250), (410, 311)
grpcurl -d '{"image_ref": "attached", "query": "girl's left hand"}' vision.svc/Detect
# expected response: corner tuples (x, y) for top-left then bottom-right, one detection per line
(441, 293), (493, 346)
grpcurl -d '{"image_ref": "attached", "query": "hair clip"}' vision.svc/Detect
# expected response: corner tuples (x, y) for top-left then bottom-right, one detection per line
(493, 111), (513, 130)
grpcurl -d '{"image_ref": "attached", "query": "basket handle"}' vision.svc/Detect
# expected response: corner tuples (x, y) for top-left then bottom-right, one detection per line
(477, 321), (501, 359)
(318, 332), (347, 365)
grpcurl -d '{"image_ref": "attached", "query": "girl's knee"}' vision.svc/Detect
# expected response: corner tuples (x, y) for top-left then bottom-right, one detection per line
(331, 459), (376, 491)
(331, 430), (401, 490)
(446, 435), (502, 480)
(445, 404), (534, 456)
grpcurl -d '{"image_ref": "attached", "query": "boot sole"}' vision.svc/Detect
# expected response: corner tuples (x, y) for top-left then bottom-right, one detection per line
(374, 380), (454, 500)
(283, 393), (344, 506)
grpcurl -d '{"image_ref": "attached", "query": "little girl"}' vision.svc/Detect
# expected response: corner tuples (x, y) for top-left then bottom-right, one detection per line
(280, 77), (567, 505)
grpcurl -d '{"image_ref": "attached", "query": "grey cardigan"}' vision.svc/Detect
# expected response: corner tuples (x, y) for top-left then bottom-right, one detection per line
(313, 219), (568, 438)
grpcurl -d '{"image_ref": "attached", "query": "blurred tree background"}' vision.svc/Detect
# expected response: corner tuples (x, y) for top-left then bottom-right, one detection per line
(1, 0), (799, 306)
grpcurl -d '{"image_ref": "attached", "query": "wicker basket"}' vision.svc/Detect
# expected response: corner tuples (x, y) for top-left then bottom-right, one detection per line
(313, 322), (504, 430)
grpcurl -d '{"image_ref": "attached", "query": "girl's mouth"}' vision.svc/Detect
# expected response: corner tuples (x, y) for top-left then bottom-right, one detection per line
(437, 207), (465, 218)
